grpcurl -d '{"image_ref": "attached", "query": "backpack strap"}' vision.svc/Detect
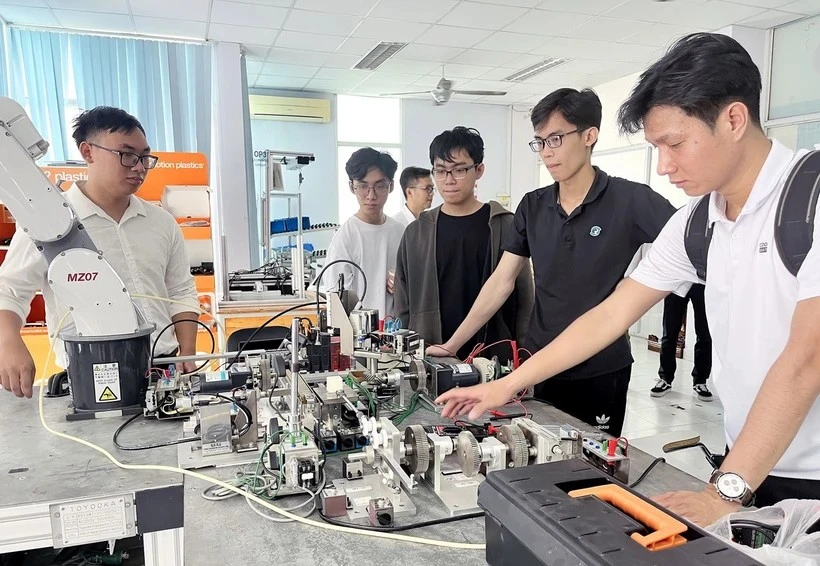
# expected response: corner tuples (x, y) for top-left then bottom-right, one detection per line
(775, 150), (820, 277)
(684, 195), (714, 282)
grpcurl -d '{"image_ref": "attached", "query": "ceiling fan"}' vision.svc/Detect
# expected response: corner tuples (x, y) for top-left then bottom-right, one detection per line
(380, 76), (507, 105)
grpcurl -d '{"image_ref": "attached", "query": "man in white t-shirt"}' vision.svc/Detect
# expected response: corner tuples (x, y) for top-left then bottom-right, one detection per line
(326, 148), (404, 318)
(436, 33), (820, 526)
(392, 166), (434, 228)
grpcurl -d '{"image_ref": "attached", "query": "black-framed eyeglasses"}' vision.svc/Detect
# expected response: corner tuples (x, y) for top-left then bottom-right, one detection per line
(529, 129), (580, 152)
(433, 164), (478, 181)
(88, 142), (159, 169)
(351, 180), (391, 196)
(407, 184), (435, 195)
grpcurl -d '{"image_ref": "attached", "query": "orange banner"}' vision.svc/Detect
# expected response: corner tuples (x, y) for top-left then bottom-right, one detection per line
(40, 152), (208, 202)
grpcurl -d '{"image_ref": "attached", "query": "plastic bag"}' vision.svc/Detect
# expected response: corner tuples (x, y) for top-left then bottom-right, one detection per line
(706, 499), (820, 566)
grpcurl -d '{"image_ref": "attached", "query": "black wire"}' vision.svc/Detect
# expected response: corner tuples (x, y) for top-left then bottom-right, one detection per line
(214, 393), (254, 437)
(317, 510), (484, 532)
(113, 413), (201, 451)
(150, 318), (216, 373)
(629, 457), (666, 488)
(224, 302), (319, 370)
(311, 259), (368, 318)
(730, 519), (780, 531)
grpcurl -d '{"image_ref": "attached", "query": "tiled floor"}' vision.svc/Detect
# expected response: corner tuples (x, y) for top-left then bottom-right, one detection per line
(623, 337), (725, 482)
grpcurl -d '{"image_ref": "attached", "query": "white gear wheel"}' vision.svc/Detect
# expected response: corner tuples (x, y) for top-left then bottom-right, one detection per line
(403, 425), (430, 474)
(497, 424), (529, 468)
(409, 359), (427, 392)
(456, 431), (482, 478)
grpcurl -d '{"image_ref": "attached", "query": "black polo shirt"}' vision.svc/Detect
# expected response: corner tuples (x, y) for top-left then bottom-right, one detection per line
(503, 167), (676, 380)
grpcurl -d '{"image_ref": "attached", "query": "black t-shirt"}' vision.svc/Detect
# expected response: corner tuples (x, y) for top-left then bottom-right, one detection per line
(502, 168), (676, 379)
(437, 204), (491, 360)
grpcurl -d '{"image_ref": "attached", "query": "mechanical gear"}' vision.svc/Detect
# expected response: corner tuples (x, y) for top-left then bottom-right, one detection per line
(403, 424), (430, 475)
(456, 431), (482, 478)
(496, 424), (529, 469)
(408, 359), (427, 392)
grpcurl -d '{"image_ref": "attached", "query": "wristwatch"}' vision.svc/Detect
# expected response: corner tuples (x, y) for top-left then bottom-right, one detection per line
(709, 470), (755, 507)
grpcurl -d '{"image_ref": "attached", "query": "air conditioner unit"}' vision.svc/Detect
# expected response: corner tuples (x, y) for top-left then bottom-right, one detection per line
(248, 95), (331, 123)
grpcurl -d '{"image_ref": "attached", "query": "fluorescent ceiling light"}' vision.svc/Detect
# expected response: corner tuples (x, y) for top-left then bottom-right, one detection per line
(503, 58), (571, 82)
(353, 42), (407, 71)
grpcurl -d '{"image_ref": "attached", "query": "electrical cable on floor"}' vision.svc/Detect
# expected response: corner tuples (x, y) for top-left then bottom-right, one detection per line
(38, 313), (484, 550)
(112, 412), (201, 451)
(628, 457), (666, 488)
(318, 510), (485, 532)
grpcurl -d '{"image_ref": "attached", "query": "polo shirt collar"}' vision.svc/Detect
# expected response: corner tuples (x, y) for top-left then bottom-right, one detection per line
(69, 181), (147, 222)
(708, 139), (795, 224)
(543, 166), (610, 208)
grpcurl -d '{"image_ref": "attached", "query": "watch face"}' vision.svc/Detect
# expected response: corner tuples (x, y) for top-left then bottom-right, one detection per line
(717, 473), (747, 498)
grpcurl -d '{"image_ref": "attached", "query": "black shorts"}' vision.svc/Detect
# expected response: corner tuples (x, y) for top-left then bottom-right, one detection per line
(533, 366), (632, 437)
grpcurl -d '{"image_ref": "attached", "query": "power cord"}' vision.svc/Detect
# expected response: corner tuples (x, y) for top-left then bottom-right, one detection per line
(318, 510), (485, 532)
(112, 412), (201, 451)
(149, 318), (216, 373)
(311, 259), (368, 318)
(628, 457), (666, 489)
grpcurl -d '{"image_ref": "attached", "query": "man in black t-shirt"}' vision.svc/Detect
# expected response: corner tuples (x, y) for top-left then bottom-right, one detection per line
(394, 127), (534, 360)
(428, 89), (676, 436)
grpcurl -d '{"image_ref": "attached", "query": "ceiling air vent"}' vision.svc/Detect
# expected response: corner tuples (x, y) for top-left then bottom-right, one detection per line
(353, 42), (408, 71)
(503, 58), (572, 82)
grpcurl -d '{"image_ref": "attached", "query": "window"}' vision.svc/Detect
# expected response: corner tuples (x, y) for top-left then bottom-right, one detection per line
(768, 122), (820, 151)
(768, 14), (820, 120)
(337, 95), (402, 223)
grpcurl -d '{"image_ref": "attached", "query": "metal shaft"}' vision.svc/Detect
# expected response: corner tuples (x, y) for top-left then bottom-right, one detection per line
(290, 317), (301, 433)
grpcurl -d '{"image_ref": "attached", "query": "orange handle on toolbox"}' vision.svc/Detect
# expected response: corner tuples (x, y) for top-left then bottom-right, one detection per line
(568, 484), (688, 551)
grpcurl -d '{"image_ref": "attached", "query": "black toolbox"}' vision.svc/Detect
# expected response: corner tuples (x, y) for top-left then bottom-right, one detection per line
(478, 459), (762, 566)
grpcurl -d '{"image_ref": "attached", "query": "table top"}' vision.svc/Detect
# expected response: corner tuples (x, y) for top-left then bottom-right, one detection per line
(0, 389), (182, 508)
(183, 398), (706, 566)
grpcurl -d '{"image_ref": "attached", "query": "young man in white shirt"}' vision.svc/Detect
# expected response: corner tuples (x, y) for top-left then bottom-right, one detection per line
(392, 166), (434, 228)
(0, 107), (200, 399)
(437, 33), (820, 525)
(326, 148), (404, 318)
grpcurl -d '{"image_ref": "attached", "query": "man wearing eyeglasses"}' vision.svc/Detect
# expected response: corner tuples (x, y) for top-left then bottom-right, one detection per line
(394, 127), (534, 361)
(392, 166), (435, 228)
(0, 106), (200, 398)
(428, 89), (675, 436)
(326, 148), (405, 319)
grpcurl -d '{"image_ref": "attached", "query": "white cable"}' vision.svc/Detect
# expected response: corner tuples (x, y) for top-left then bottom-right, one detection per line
(245, 485), (318, 524)
(36, 314), (485, 551)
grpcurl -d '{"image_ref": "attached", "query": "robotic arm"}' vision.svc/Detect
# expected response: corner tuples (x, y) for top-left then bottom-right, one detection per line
(0, 97), (142, 337)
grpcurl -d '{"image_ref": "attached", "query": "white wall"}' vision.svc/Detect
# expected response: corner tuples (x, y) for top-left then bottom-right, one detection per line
(249, 90), (338, 263)
(402, 98), (510, 206)
(509, 106), (540, 210)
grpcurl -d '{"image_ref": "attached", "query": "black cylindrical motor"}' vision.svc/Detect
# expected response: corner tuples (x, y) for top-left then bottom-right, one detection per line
(61, 324), (154, 416)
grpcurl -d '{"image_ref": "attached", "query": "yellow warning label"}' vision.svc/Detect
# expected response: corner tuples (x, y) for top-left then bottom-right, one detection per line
(99, 386), (119, 402)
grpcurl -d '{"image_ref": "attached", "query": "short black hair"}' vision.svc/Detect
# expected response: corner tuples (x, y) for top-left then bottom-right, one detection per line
(72, 106), (146, 148)
(399, 166), (432, 198)
(429, 126), (484, 166)
(345, 147), (398, 183)
(531, 88), (602, 135)
(617, 32), (762, 135)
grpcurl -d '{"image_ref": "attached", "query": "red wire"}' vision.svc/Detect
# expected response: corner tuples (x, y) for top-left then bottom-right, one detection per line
(514, 399), (529, 418)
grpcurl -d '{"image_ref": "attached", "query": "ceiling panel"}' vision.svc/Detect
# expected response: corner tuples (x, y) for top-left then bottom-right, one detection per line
(415, 25), (494, 48)
(393, 43), (466, 62)
(134, 17), (207, 39)
(563, 17), (651, 42)
(48, 0), (129, 13)
(208, 23), (278, 45)
(620, 23), (705, 47)
(439, 2), (529, 30)
(777, 0), (820, 14)
(245, 60), (265, 75)
(351, 18), (430, 42)
(0, 0), (46, 6)
(671, 0), (767, 27)
(130, 0), (210, 21)
(228, 0), (291, 5)
(533, 37), (658, 63)
(313, 67), (372, 81)
(242, 44), (271, 60)
(254, 75), (311, 89)
(322, 53), (363, 68)
(291, 0), (378, 16)
(53, 10), (134, 32)
(474, 31), (554, 53)
(283, 9), (361, 36)
(377, 59), (443, 74)
(737, 8), (806, 26)
(335, 37), (379, 56)
(265, 47), (331, 67)
(504, 9), (594, 35)
(275, 31), (346, 53)
(535, 0), (622, 15)
(470, 0), (542, 7)
(369, 0), (460, 23)
(440, 63), (494, 79)
(0, 6), (59, 25)
(499, 53), (551, 69)
(606, 0), (713, 23)
(305, 78), (363, 91)
(451, 49), (519, 67)
(210, 1), (288, 29)
(721, 0), (795, 8)
(259, 62), (320, 78)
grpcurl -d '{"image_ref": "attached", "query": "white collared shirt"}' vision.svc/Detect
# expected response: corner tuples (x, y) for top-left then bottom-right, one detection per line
(630, 139), (820, 479)
(0, 184), (199, 365)
(392, 204), (417, 228)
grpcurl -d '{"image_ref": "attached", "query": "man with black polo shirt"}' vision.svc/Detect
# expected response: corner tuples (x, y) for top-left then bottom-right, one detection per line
(428, 88), (675, 436)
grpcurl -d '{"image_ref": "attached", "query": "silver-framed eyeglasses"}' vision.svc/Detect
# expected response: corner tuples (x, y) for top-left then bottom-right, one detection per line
(351, 180), (391, 196)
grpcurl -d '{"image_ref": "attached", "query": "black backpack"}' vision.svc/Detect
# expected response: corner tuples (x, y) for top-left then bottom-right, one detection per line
(685, 150), (820, 281)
